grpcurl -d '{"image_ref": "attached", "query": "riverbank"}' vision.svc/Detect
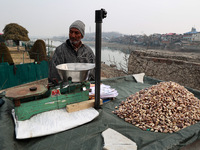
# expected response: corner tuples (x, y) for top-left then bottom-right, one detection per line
(84, 41), (200, 54)
(83, 41), (145, 52)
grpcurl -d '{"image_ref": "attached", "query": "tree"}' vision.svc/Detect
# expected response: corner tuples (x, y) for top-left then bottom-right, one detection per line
(0, 34), (5, 42)
(29, 39), (48, 62)
(0, 42), (14, 64)
(2, 23), (30, 50)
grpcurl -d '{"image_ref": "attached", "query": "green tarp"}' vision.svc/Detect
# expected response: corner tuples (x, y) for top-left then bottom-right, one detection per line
(1, 75), (200, 150)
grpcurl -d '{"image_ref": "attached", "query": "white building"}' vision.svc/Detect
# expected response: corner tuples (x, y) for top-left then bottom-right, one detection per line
(192, 32), (200, 42)
(183, 27), (198, 41)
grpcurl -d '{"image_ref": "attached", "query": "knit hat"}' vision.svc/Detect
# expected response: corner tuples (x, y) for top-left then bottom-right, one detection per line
(69, 20), (85, 37)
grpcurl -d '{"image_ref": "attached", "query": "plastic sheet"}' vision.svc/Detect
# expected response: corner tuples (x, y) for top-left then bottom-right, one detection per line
(12, 108), (99, 139)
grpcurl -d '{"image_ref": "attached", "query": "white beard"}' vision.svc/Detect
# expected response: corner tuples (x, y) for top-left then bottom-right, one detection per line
(70, 40), (80, 45)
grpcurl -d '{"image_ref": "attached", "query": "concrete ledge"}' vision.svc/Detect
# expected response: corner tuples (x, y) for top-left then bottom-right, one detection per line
(128, 50), (200, 90)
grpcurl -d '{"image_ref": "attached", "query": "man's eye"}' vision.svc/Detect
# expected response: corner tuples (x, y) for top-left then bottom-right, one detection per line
(70, 31), (80, 35)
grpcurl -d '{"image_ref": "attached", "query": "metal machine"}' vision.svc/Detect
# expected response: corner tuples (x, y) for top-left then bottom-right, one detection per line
(6, 63), (95, 121)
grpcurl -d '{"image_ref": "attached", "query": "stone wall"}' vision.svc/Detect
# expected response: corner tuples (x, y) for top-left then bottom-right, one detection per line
(128, 50), (200, 90)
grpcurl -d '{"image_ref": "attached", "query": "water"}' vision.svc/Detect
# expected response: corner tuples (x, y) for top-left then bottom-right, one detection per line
(90, 46), (129, 70)
(48, 41), (129, 70)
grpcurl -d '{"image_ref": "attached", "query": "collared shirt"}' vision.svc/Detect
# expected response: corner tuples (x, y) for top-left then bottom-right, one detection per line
(48, 39), (95, 82)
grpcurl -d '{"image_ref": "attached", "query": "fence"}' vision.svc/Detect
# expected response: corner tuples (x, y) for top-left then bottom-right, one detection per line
(0, 61), (48, 90)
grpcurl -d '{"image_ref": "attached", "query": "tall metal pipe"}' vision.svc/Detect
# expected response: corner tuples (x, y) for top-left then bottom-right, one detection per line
(94, 9), (107, 109)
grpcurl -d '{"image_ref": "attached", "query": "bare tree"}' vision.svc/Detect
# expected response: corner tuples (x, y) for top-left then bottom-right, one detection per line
(108, 45), (135, 74)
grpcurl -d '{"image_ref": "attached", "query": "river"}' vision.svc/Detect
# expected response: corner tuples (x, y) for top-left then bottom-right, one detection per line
(46, 40), (129, 70)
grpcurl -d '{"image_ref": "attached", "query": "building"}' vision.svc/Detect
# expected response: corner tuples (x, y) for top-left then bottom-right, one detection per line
(161, 33), (182, 44)
(192, 32), (200, 42)
(183, 27), (198, 41)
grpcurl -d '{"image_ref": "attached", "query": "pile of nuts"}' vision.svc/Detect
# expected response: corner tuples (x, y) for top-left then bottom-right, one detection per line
(113, 81), (200, 133)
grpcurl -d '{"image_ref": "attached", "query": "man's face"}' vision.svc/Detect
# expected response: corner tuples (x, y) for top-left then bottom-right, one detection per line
(69, 28), (83, 45)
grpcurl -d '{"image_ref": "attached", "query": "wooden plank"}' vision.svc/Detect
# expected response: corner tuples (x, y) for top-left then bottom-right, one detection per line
(66, 99), (103, 113)
(5, 84), (48, 99)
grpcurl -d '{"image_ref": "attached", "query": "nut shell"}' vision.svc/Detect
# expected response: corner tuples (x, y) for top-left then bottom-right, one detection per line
(114, 81), (200, 133)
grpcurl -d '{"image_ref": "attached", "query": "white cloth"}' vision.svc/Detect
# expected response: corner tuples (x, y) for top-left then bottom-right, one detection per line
(132, 73), (145, 83)
(89, 84), (118, 99)
(12, 107), (99, 139)
(102, 128), (137, 150)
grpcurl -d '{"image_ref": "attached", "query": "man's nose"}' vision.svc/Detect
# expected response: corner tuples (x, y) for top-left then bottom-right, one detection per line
(71, 32), (76, 37)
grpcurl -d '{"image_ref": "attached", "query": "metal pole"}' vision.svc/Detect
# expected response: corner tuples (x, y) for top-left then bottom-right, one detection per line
(48, 39), (50, 57)
(94, 9), (107, 109)
(51, 41), (53, 57)
(23, 52), (24, 64)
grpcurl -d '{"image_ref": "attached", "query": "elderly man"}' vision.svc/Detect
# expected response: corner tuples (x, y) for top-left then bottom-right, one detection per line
(48, 20), (95, 83)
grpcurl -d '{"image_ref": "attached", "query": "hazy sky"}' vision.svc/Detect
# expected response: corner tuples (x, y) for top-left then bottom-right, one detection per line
(1, 0), (200, 37)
